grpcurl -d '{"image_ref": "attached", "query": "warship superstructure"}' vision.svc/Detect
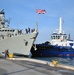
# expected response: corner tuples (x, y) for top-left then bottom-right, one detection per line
(0, 9), (38, 57)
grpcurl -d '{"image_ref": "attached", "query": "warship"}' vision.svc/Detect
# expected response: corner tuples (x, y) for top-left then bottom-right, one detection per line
(0, 9), (38, 57)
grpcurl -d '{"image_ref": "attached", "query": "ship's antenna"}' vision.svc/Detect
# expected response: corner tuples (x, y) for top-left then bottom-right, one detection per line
(68, 33), (70, 40)
(36, 21), (38, 32)
(36, 8), (38, 31)
(5, 18), (11, 24)
(59, 17), (63, 34)
(0, 9), (4, 12)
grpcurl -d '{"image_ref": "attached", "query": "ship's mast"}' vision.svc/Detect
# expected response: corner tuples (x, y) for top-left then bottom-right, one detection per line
(0, 9), (10, 28)
(0, 9), (5, 28)
(59, 17), (63, 34)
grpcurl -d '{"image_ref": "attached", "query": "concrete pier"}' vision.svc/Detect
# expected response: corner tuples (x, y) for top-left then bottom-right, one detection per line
(0, 57), (74, 75)
(7, 57), (74, 70)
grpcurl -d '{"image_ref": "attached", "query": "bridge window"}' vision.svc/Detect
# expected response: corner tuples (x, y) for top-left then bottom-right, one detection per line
(57, 36), (60, 39)
(51, 36), (55, 39)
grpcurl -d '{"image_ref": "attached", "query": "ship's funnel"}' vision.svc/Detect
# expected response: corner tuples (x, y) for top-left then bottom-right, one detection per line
(59, 17), (63, 34)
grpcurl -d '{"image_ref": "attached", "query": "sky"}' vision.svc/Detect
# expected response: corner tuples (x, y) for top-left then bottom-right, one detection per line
(0, 0), (74, 43)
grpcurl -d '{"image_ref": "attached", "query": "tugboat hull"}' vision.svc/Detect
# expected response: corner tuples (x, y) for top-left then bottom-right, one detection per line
(31, 44), (74, 57)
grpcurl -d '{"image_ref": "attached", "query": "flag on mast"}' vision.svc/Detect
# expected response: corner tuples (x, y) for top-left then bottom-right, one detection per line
(36, 9), (46, 14)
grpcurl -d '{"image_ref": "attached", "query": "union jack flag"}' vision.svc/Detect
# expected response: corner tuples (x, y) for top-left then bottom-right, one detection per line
(36, 9), (46, 14)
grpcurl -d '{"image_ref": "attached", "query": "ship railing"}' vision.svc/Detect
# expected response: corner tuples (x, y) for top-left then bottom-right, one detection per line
(25, 28), (36, 34)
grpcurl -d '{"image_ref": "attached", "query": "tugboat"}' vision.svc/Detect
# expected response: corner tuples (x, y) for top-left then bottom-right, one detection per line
(31, 17), (74, 57)
(50, 17), (74, 47)
(0, 9), (38, 57)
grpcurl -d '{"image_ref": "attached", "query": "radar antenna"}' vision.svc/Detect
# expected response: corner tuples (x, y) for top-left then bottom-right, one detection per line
(0, 9), (4, 14)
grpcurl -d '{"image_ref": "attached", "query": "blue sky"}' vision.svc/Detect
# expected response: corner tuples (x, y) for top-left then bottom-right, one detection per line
(0, 0), (74, 43)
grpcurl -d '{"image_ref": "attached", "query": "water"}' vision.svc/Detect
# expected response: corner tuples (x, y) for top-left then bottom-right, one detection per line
(34, 57), (74, 66)
(34, 57), (74, 75)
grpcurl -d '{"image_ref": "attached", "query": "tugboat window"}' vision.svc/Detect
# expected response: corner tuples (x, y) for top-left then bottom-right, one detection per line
(56, 36), (58, 39)
(57, 36), (60, 39)
(51, 36), (53, 39)
(53, 36), (55, 39)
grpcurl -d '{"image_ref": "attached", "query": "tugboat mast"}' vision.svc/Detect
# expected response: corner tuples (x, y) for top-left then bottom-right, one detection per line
(59, 17), (63, 34)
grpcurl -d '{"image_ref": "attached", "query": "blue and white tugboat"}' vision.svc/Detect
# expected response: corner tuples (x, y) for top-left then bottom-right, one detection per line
(31, 17), (74, 57)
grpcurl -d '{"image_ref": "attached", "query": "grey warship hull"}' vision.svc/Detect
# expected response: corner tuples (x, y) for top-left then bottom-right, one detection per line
(0, 9), (38, 56)
(0, 31), (38, 56)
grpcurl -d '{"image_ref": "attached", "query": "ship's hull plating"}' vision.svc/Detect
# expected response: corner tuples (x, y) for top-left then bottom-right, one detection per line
(33, 50), (74, 57)
(32, 44), (74, 57)
(0, 32), (38, 56)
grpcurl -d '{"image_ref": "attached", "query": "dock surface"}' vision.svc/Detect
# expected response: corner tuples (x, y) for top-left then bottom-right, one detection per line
(0, 57), (74, 75)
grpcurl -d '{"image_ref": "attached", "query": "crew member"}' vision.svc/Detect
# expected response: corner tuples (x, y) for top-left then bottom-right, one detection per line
(4, 49), (9, 59)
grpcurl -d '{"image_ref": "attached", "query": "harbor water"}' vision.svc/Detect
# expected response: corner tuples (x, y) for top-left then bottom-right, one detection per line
(34, 57), (74, 66)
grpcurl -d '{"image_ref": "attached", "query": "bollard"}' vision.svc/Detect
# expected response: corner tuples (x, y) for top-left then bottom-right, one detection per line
(52, 60), (58, 67)
(9, 54), (14, 58)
